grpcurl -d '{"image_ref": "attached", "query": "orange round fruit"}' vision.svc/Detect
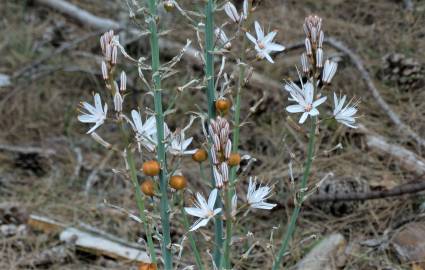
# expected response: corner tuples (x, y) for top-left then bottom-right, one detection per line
(169, 175), (187, 190)
(228, 153), (241, 166)
(138, 263), (157, 270)
(141, 180), (155, 196)
(142, 160), (161, 176)
(215, 98), (231, 114)
(192, 148), (208, 162)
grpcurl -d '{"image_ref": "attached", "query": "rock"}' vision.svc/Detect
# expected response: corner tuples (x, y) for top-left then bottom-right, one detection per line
(0, 224), (27, 237)
(296, 233), (347, 270)
(391, 222), (425, 267)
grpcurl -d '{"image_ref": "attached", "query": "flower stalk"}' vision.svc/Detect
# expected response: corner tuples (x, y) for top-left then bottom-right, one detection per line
(146, 0), (172, 268)
(204, 0), (223, 266)
(272, 115), (317, 270)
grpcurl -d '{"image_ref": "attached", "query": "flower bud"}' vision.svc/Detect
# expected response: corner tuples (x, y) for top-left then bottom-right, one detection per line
(318, 30), (324, 49)
(220, 162), (229, 183)
(111, 46), (118, 65)
(300, 53), (310, 74)
(224, 140), (232, 159)
(101, 61), (108, 80)
(322, 59), (338, 84)
(114, 92), (123, 112)
(316, 48), (324, 69)
(213, 166), (223, 188)
(120, 71), (127, 91)
(305, 38), (312, 56)
(224, 2), (240, 23)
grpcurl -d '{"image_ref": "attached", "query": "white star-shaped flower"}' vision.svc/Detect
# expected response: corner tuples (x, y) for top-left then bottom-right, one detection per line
(78, 93), (108, 134)
(168, 129), (197, 156)
(246, 21), (285, 63)
(185, 189), (222, 231)
(246, 177), (276, 210)
(130, 110), (157, 151)
(333, 93), (358, 128)
(285, 81), (327, 124)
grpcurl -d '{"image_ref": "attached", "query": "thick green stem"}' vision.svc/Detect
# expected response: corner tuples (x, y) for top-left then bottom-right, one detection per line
(222, 185), (233, 269)
(146, 0), (172, 268)
(179, 192), (205, 270)
(204, 0), (223, 266)
(272, 117), (317, 270)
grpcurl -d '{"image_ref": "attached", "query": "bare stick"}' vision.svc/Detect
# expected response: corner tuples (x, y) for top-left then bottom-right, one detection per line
(0, 143), (56, 156)
(308, 177), (425, 203)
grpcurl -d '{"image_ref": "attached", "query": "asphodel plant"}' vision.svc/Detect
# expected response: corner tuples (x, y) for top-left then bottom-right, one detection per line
(76, 0), (358, 268)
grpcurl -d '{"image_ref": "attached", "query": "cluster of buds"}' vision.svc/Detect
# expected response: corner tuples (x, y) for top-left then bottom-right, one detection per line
(209, 116), (232, 188)
(100, 30), (118, 78)
(301, 15), (338, 85)
(301, 15), (324, 74)
(99, 30), (127, 113)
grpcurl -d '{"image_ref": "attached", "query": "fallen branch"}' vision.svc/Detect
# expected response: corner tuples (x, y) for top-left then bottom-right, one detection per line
(0, 143), (56, 156)
(27, 214), (151, 263)
(308, 177), (425, 203)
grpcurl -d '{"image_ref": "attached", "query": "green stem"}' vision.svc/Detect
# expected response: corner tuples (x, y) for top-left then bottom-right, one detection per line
(222, 185), (233, 269)
(179, 192), (205, 270)
(204, 0), (223, 267)
(272, 117), (317, 270)
(119, 123), (157, 264)
(146, 0), (172, 268)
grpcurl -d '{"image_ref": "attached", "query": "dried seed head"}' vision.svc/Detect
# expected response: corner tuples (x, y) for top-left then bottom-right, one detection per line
(192, 148), (208, 162)
(120, 71), (127, 91)
(142, 160), (161, 176)
(169, 175), (187, 190)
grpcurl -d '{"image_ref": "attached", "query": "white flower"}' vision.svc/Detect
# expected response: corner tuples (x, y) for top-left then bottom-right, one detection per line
(322, 60), (338, 84)
(215, 28), (231, 49)
(130, 110), (157, 151)
(333, 93), (358, 128)
(168, 129), (196, 156)
(246, 21), (285, 63)
(224, 2), (240, 23)
(78, 93), (108, 134)
(247, 177), (276, 210)
(185, 189), (222, 231)
(285, 81), (327, 124)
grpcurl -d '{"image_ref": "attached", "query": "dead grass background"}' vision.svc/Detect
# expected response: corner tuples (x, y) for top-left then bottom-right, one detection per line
(1, 0), (425, 269)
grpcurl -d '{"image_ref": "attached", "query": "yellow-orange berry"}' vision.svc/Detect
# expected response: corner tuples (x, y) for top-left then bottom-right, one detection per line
(192, 148), (208, 162)
(169, 175), (187, 190)
(141, 180), (155, 197)
(138, 263), (157, 270)
(142, 160), (161, 176)
(228, 153), (241, 166)
(163, 1), (174, 12)
(215, 98), (231, 114)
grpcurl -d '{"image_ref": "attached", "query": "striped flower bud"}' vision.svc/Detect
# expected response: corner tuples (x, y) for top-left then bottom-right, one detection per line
(316, 48), (324, 69)
(224, 140), (232, 159)
(305, 38), (312, 56)
(300, 53), (310, 74)
(101, 61), (108, 80)
(114, 91), (123, 112)
(318, 30), (324, 48)
(210, 146), (219, 164)
(120, 71), (127, 91)
(212, 134), (221, 151)
(111, 46), (118, 65)
(220, 162), (229, 183)
(224, 2), (240, 23)
(213, 166), (224, 188)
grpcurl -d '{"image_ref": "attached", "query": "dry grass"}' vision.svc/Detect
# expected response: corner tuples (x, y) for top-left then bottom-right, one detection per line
(1, 0), (425, 269)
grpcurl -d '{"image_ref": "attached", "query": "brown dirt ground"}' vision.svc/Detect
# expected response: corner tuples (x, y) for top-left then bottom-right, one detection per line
(1, 0), (425, 269)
